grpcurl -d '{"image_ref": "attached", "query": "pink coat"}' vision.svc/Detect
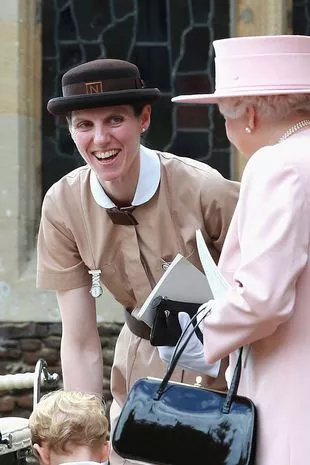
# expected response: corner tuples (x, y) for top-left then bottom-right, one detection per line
(203, 130), (310, 465)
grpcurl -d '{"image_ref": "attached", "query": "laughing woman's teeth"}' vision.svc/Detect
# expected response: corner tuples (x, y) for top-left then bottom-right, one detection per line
(95, 149), (119, 160)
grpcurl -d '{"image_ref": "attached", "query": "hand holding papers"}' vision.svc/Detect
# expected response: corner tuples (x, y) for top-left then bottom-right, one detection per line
(143, 231), (229, 376)
(196, 230), (236, 385)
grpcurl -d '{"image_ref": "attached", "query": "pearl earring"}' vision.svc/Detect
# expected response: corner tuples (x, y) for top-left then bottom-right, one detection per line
(141, 128), (146, 133)
(245, 127), (252, 134)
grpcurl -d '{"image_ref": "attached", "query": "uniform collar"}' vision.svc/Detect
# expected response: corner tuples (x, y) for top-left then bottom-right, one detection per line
(90, 145), (160, 209)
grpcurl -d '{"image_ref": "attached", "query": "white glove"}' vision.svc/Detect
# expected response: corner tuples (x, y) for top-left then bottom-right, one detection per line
(157, 306), (220, 377)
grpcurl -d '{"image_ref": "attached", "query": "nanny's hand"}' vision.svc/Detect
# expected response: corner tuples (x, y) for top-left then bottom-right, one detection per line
(157, 309), (220, 377)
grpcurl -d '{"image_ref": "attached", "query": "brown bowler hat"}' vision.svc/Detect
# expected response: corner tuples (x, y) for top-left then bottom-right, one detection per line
(47, 59), (161, 115)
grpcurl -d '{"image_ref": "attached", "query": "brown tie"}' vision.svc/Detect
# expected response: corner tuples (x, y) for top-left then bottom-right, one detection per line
(106, 206), (138, 225)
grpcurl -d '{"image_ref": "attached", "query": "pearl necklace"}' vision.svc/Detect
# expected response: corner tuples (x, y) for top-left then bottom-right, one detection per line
(278, 119), (310, 143)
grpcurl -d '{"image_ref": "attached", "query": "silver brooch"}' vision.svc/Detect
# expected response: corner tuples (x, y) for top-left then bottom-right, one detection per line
(88, 269), (103, 298)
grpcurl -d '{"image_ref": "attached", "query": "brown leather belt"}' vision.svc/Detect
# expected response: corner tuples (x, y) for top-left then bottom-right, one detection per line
(124, 309), (151, 340)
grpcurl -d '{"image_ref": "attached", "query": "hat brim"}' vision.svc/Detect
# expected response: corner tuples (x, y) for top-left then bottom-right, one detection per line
(172, 88), (310, 104)
(48, 88), (161, 115)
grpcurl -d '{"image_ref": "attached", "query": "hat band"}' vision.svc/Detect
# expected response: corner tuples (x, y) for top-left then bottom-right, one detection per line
(63, 77), (144, 97)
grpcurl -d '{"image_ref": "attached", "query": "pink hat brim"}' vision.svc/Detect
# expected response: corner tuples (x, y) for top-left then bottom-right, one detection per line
(172, 88), (310, 104)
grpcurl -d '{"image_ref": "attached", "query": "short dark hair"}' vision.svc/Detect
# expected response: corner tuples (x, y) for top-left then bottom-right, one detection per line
(131, 101), (149, 116)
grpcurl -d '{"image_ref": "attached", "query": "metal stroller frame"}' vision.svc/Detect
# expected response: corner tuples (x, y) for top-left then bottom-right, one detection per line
(0, 360), (59, 464)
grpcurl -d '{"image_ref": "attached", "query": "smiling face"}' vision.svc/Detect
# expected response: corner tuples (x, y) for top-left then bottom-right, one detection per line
(69, 104), (151, 184)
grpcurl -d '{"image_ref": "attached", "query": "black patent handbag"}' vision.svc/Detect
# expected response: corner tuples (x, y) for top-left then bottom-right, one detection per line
(112, 308), (257, 465)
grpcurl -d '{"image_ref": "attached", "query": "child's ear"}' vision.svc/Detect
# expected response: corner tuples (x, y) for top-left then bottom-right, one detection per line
(100, 440), (110, 462)
(33, 443), (50, 465)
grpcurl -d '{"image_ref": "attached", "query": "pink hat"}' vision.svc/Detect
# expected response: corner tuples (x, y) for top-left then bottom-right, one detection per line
(172, 35), (310, 104)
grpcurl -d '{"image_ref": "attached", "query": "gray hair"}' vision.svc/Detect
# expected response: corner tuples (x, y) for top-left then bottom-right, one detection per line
(218, 94), (310, 120)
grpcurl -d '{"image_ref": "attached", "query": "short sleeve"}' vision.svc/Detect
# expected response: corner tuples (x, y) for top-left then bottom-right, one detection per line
(36, 190), (90, 291)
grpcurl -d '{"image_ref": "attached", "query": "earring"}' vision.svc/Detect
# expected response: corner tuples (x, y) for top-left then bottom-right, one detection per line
(141, 128), (146, 133)
(245, 127), (252, 134)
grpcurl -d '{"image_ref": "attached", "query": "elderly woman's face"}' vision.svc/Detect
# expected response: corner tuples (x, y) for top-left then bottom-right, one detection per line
(70, 104), (150, 182)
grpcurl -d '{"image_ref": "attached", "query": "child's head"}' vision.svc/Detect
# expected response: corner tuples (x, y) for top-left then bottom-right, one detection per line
(28, 390), (109, 465)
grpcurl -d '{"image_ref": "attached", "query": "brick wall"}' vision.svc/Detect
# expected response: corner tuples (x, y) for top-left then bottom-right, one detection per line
(0, 322), (122, 418)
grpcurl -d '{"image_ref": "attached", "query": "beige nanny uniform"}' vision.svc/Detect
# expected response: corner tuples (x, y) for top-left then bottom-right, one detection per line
(37, 146), (239, 465)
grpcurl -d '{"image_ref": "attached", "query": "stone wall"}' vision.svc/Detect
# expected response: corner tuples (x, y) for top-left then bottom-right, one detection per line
(0, 322), (122, 418)
(0, 0), (41, 284)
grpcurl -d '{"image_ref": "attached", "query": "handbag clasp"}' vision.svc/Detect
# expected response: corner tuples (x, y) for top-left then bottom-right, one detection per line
(194, 376), (203, 388)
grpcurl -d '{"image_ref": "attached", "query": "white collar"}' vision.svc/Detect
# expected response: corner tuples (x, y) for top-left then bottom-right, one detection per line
(90, 145), (160, 209)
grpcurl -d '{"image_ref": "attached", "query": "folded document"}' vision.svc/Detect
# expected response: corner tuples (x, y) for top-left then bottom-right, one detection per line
(136, 230), (230, 328)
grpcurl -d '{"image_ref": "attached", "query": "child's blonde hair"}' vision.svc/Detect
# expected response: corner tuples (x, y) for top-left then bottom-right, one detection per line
(28, 390), (109, 454)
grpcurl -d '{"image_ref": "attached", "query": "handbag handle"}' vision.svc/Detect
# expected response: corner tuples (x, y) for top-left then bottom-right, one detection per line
(154, 305), (243, 414)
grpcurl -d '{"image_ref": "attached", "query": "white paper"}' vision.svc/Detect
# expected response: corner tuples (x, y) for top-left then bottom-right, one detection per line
(195, 229), (231, 298)
(136, 253), (213, 327)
